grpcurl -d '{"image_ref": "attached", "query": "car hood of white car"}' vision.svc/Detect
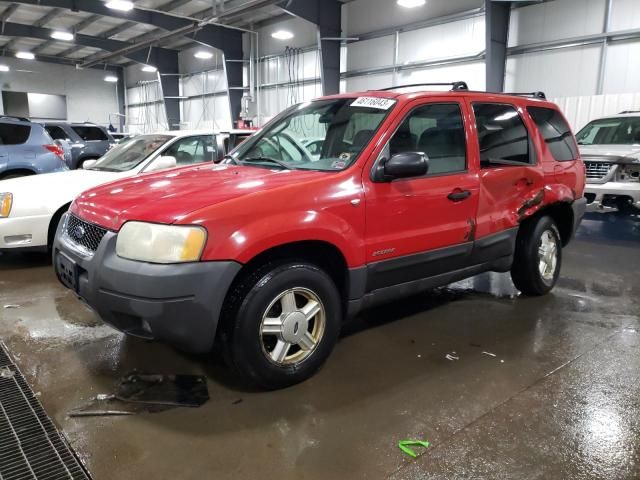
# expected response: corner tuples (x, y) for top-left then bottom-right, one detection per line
(579, 144), (640, 162)
(1, 168), (130, 217)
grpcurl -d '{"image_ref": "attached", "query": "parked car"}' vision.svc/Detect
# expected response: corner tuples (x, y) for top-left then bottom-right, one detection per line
(110, 132), (133, 143)
(0, 129), (254, 251)
(41, 122), (116, 169)
(576, 111), (640, 213)
(0, 116), (69, 180)
(52, 84), (586, 389)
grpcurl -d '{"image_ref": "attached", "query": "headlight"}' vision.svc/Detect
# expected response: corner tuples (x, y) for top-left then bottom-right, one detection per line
(0, 193), (12, 218)
(116, 221), (207, 263)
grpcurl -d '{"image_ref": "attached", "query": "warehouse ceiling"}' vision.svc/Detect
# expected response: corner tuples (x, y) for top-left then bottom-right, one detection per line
(0, 0), (354, 68)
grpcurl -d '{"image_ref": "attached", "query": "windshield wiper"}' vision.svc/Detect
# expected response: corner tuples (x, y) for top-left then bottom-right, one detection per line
(241, 156), (290, 170)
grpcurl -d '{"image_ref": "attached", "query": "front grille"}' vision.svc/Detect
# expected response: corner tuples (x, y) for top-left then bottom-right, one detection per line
(0, 343), (91, 480)
(65, 214), (107, 253)
(585, 161), (613, 180)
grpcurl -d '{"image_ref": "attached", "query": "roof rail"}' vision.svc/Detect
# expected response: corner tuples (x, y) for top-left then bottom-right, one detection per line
(503, 91), (547, 100)
(619, 110), (640, 114)
(0, 115), (30, 122)
(376, 81), (469, 92)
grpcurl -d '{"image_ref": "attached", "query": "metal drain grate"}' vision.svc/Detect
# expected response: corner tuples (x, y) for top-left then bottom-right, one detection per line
(0, 344), (91, 480)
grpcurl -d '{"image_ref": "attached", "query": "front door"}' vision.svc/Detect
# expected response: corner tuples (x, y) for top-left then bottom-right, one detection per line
(363, 99), (479, 291)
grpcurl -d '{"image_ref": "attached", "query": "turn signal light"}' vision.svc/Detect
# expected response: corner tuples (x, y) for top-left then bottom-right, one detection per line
(0, 193), (12, 218)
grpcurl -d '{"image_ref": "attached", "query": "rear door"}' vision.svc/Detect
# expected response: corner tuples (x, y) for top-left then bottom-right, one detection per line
(363, 98), (479, 291)
(70, 125), (112, 156)
(467, 101), (544, 244)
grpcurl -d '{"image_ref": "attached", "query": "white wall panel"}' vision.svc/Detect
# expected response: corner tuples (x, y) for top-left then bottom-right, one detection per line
(181, 95), (232, 131)
(346, 36), (395, 71)
(179, 46), (224, 75)
(258, 82), (322, 123)
(343, 0), (482, 36)
(505, 45), (601, 97)
(397, 16), (484, 64)
(344, 72), (393, 93)
(610, 0), (640, 31)
(508, 0), (605, 47)
(551, 93), (640, 131)
(396, 61), (486, 91)
(259, 50), (321, 85)
(602, 40), (640, 94)
(258, 17), (318, 57)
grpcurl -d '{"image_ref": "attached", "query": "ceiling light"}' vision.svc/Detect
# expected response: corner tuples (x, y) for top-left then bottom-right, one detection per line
(141, 65), (157, 72)
(106, 0), (134, 11)
(15, 51), (35, 60)
(397, 0), (426, 7)
(104, 75), (118, 82)
(51, 30), (74, 41)
(194, 51), (213, 59)
(0, 65), (9, 72)
(271, 30), (294, 40)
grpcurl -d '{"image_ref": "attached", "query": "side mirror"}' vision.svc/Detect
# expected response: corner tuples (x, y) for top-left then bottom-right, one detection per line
(82, 159), (97, 169)
(382, 152), (428, 180)
(146, 155), (177, 172)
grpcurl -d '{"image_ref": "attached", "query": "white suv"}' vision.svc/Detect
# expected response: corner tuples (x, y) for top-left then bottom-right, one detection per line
(576, 111), (640, 213)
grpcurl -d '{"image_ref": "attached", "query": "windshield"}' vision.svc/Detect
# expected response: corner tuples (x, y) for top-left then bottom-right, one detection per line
(576, 117), (640, 146)
(88, 134), (172, 172)
(227, 97), (395, 171)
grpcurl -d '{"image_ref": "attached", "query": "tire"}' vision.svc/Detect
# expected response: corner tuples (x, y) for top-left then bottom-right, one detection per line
(511, 216), (562, 296)
(219, 261), (342, 390)
(1, 172), (33, 180)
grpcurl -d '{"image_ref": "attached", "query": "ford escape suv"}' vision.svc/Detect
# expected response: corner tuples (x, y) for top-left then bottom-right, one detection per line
(54, 83), (586, 389)
(576, 111), (640, 213)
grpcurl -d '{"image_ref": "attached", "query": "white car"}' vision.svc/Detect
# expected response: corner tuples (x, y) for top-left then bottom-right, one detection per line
(0, 129), (254, 251)
(576, 112), (640, 213)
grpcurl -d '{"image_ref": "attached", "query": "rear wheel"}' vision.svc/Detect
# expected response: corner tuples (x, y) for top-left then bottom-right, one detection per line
(0, 171), (34, 180)
(511, 216), (562, 296)
(219, 261), (341, 389)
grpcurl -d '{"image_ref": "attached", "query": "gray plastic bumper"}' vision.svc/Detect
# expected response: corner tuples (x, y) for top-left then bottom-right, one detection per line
(53, 215), (241, 353)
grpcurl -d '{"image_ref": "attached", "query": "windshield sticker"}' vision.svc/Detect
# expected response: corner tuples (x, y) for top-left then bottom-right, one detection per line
(331, 160), (347, 169)
(351, 97), (396, 110)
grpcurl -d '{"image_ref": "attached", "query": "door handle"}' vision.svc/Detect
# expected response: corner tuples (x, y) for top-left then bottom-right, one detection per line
(447, 189), (471, 202)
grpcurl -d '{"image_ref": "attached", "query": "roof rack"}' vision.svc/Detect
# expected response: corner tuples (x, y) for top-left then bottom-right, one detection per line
(619, 110), (640, 114)
(0, 115), (30, 122)
(503, 91), (547, 100)
(376, 81), (469, 92)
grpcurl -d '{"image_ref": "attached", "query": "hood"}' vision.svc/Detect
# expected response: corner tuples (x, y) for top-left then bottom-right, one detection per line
(579, 144), (640, 163)
(1, 169), (127, 216)
(71, 164), (327, 230)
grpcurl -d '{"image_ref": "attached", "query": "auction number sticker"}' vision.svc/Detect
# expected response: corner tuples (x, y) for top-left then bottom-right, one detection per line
(350, 97), (396, 110)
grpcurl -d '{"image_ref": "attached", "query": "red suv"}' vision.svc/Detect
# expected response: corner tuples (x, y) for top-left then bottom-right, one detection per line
(54, 83), (586, 389)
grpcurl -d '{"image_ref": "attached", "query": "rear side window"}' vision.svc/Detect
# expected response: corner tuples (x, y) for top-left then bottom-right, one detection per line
(71, 126), (108, 141)
(473, 103), (530, 166)
(45, 126), (68, 141)
(528, 107), (578, 161)
(0, 123), (31, 145)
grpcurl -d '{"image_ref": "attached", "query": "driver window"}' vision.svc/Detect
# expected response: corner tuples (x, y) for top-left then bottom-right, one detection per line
(164, 136), (216, 165)
(388, 103), (466, 175)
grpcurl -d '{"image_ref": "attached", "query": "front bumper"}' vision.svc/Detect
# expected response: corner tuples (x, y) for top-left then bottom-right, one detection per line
(584, 182), (640, 211)
(53, 214), (242, 353)
(0, 214), (50, 250)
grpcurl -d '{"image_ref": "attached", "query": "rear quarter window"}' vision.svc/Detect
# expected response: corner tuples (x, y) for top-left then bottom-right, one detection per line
(0, 123), (31, 145)
(528, 106), (578, 162)
(45, 125), (68, 140)
(71, 126), (108, 141)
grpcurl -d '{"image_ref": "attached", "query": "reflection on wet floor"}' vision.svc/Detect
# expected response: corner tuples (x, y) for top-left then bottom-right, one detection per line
(0, 211), (638, 480)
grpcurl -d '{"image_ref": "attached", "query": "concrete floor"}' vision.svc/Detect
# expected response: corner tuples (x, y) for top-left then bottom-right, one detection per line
(1, 212), (639, 479)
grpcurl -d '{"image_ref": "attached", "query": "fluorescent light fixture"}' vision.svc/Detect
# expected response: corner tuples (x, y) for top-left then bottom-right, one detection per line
(194, 51), (213, 59)
(15, 51), (35, 60)
(51, 30), (74, 41)
(0, 65), (9, 72)
(105, 0), (134, 11)
(141, 65), (157, 72)
(104, 75), (118, 82)
(397, 0), (426, 7)
(271, 30), (294, 40)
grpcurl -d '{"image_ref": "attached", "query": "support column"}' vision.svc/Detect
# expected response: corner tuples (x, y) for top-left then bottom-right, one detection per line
(150, 49), (180, 130)
(485, 0), (511, 92)
(116, 67), (126, 131)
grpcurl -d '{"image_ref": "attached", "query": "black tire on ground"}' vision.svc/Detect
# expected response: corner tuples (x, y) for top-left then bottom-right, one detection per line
(0, 172), (33, 180)
(218, 261), (342, 390)
(511, 215), (562, 296)
(47, 208), (68, 250)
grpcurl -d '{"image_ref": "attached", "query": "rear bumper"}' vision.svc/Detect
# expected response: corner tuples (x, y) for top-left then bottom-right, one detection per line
(584, 182), (640, 211)
(53, 214), (242, 353)
(0, 215), (50, 250)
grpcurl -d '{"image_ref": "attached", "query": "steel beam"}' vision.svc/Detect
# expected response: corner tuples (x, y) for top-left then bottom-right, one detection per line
(282, 0), (342, 95)
(485, 0), (510, 92)
(33, 7), (63, 27)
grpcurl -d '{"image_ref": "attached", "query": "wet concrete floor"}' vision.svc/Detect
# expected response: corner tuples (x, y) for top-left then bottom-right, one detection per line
(1, 212), (639, 479)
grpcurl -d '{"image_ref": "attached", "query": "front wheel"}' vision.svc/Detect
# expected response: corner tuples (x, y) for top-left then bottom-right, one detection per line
(511, 216), (562, 296)
(219, 261), (342, 389)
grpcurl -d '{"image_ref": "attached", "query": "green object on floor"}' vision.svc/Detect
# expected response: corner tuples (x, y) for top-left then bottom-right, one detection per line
(398, 440), (430, 458)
